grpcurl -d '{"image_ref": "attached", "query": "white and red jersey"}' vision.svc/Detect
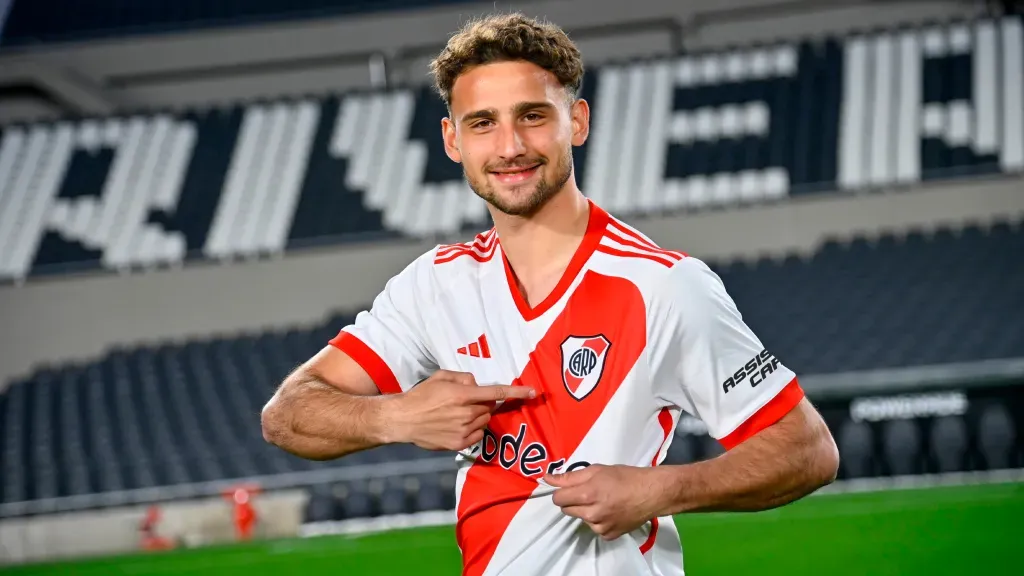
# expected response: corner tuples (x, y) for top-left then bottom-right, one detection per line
(329, 200), (804, 576)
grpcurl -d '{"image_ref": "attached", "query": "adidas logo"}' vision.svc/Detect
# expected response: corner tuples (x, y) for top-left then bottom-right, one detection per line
(457, 334), (491, 359)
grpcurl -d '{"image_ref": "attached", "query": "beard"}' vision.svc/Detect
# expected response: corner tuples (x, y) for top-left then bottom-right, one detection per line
(465, 146), (574, 218)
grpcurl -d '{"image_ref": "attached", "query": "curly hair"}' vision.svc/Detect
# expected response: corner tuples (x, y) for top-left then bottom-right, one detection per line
(429, 12), (584, 108)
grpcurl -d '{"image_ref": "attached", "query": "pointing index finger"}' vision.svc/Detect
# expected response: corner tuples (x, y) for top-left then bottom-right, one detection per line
(467, 384), (537, 403)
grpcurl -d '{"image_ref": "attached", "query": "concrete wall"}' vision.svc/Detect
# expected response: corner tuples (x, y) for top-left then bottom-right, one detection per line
(0, 0), (980, 120)
(0, 489), (308, 565)
(1, 176), (1021, 388)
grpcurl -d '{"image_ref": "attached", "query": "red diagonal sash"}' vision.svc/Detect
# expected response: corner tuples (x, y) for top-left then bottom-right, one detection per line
(456, 271), (648, 576)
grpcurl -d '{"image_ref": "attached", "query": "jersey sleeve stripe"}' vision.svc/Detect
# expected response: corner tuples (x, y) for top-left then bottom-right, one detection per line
(436, 229), (496, 257)
(603, 229), (684, 262)
(436, 240), (492, 259)
(608, 219), (687, 258)
(434, 246), (498, 265)
(595, 244), (677, 268)
(718, 378), (805, 450)
(327, 331), (403, 395)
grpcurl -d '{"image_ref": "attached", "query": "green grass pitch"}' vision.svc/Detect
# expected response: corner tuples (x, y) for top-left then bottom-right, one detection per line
(5, 482), (1020, 575)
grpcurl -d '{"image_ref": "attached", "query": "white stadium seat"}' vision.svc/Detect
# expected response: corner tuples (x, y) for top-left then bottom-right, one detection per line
(868, 34), (896, 188)
(895, 31), (922, 184)
(1002, 17), (1024, 172)
(974, 21), (999, 155)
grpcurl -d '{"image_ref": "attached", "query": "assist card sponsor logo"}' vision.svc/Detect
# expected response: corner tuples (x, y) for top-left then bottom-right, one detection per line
(722, 348), (781, 394)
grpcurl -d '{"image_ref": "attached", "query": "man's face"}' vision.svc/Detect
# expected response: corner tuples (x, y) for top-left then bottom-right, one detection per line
(442, 60), (589, 217)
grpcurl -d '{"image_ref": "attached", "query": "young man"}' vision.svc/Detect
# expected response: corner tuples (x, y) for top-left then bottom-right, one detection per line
(262, 13), (839, 576)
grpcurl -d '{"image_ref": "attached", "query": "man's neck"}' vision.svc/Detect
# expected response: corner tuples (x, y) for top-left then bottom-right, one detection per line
(491, 187), (591, 307)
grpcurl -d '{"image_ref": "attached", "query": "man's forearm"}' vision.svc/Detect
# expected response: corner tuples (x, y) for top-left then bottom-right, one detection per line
(653, 400), (839, 514)
(261, 373), (397, 461)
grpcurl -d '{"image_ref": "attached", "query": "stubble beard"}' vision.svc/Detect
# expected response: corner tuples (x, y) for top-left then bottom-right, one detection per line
(465, 147), (574, 218)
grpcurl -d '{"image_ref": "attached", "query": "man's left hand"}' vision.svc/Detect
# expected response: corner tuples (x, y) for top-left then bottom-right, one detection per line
(545, 464), (665, 541)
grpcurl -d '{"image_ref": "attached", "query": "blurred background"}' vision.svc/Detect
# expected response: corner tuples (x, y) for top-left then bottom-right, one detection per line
(0, 0), (1022, 574)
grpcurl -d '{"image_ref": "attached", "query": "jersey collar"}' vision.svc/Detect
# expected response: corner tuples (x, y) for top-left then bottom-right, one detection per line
(499, 199), (610, 322)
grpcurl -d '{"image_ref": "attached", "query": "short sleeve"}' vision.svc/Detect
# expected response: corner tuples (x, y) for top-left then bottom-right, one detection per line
(648, 257), (804, 449)
(329, 250), (438, 395)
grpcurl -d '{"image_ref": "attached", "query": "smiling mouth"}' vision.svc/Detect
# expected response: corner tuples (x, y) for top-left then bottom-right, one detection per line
(490, 164), (541, 184)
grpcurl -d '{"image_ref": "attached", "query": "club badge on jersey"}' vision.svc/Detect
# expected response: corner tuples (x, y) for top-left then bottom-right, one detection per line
(560, 335), (611, 401)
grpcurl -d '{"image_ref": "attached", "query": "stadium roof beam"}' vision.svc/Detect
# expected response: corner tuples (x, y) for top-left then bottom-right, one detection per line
(0, 59), (115, 119)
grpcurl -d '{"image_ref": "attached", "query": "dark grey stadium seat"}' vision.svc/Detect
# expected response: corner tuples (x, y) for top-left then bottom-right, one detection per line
(978, 404), (1017, 470)
(664, 435), (697, 465)
(883, 420), (922, 476)
(838, 420), (874, 479)
(415, 474), (446, 513)
(379, 477), (411, 516)
(930, 416), (968, 473)
(343, 481), (376, 519)
(700, 436), (725, 461)
(439, 473), (458, 511)
(31, 371), (58, 500)
(305, 485), (338, 523)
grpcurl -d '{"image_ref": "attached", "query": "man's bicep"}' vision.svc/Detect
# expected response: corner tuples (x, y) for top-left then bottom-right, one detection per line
(303, 345), (381, 397)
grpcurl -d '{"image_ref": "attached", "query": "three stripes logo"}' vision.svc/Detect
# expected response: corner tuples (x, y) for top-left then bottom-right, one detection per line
(457, 334), (491, 359)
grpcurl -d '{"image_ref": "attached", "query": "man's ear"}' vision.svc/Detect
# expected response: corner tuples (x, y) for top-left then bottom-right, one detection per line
(570, 98), (590, 147)
(442, 116), (462, 163)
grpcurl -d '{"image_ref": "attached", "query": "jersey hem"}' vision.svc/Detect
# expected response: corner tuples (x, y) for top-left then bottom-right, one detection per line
(328, 331), (403, 395)
(718, 377), (804, 450)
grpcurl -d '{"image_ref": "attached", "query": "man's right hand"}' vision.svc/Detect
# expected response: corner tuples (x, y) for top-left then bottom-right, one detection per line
(387, 370), (536, 451)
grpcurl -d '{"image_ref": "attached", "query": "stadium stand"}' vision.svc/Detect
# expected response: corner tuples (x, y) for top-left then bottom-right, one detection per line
(1, 220), (1021, 521)
(1, 0), (1022, 568)
(0, 14), (1021, 283)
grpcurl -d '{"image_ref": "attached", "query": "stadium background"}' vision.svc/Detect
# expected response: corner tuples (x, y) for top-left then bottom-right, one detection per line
(0, 0), (1022, 573)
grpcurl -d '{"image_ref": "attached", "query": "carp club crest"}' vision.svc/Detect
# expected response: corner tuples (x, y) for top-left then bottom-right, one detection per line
(560, 335), (611, 401)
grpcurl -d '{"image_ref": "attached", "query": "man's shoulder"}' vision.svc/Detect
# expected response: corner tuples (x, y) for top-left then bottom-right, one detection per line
(430, 228), (499, 268)
(590, 215), (693, 288)
(389, 229), (496, 296)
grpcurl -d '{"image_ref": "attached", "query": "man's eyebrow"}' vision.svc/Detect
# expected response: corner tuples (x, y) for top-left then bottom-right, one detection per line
(513, 101), (556, 115)
(460, 108), (497, 124)
(459, 102), (556, 124)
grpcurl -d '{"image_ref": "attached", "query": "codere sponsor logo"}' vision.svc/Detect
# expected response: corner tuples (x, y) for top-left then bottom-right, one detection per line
(475, 423), (591, 477)
(722, 349), (781, 394)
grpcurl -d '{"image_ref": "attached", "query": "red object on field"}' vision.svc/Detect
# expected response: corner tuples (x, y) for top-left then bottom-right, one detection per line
(223, 483), (261, 541)
(139, 505), (175, 551)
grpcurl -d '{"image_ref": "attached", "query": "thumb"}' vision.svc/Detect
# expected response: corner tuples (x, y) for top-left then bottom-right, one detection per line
(544, 467), (589, 487)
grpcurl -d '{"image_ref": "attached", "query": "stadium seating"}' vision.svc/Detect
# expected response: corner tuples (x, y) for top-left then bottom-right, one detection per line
(1, 15), (1021, 283)
(1, 221), (1020, 521)
(0, 0), (478, 45)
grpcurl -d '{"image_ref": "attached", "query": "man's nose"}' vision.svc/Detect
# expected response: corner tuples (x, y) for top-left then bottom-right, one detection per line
(495, 123), (527, 159)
